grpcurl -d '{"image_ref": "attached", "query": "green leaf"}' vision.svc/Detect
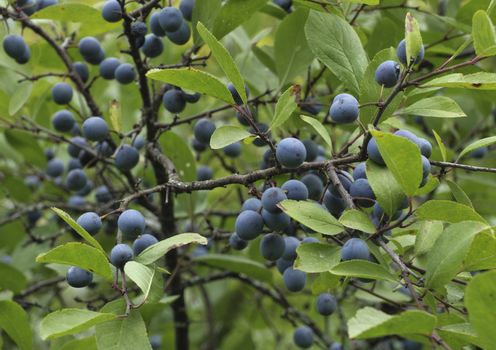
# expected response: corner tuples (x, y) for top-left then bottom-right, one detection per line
(438, 323), (484, 348)
(415, 200), (487, 224)
(422, 72), (496, 90)
(305, 10), (368, 95)
(4, 129), (46, 168)
(0, 301), (32, 350)
(278, 200), (344, 235)
(348, 0), (379, 4)
(370, 130), (423, 196)
(31, 3), (120, 36)
(339, 209), (376, 234)
(464, 231), (496, 271)
(458, 136), (496, 159)
(330, 260), (397, 282)
(294, 243), (341, 273)
(396, 96), (466, 118)
(135, 233), (207, 265)
(432, 129), (447, 161)
(95, 299), (152, 350)
(146, 68), (234, 104)
(366, 161), (406, 217)
(359, 48), (403, 124)
(36, 242), (113, 281)
(425, 221), (489, 289)
(465, 270), (496, 349)
(192, 0), (221, 45)
(472, 10), (496, 56)
(159, 132), (197, 182)
(348, 307), (436, 339)
(404, 12), (423, 66)
(40, 309), (116, 340)
(195, 254), (272, 283)
(8, 81), (32, 116)
(0, 262), (27, 293)
(414, 221), (444, 256)
(300, 115), (333, 153)
(252, 45), (277, 74)
(124, 261), (155, 301)
(209, 126), (252, 149)
(109, 99), (121, 134)
(51, 207), (105, 253)
(446, 180), (473, 207)
(197, 22), (246, 104)
(274, 8), (314, 85)
(212, 0), (268, 39)
(271, 86), (298, 129)
(58, 337), (97, 350)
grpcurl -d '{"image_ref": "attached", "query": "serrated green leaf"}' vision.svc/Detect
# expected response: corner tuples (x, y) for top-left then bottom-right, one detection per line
(348, 307), (436, 339)
(425, 221), (489, 289)
(209, 126), (252, 149)
(415, 200), (487, 224)
(197, 22), (246, 104)
(36, 242), (112, 281)
(51, 207), (105, 253)
(278, 200), (344, 235)
(464, 231), (496, 271)
(40, 309), (116, 340)
(146, 68), (234, 104)
(271, 85), (298, 129)
(397, 96), (466, 118)
(294, 243), (341, 273)
(135, 233), (207, 265)
(305, 10), (367, 95)
(371, 130), (423, 196)
(95, 300), (152, 350)
(300, 115), (333, 153)
(465, 270), (496, 349)
(195, 254), (272, 283)
(339, 209), (376, 234)
(330, 260), (397, 282)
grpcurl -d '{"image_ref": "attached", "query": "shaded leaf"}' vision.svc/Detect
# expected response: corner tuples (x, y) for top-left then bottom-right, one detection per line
(330, 260), (397, 282)
(0, 301), (32, 350)
(195, 254), (272, 283)
(295, 243), (341, 273)
(458, 136), (496, 159)
(366, 161), (406, 217)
